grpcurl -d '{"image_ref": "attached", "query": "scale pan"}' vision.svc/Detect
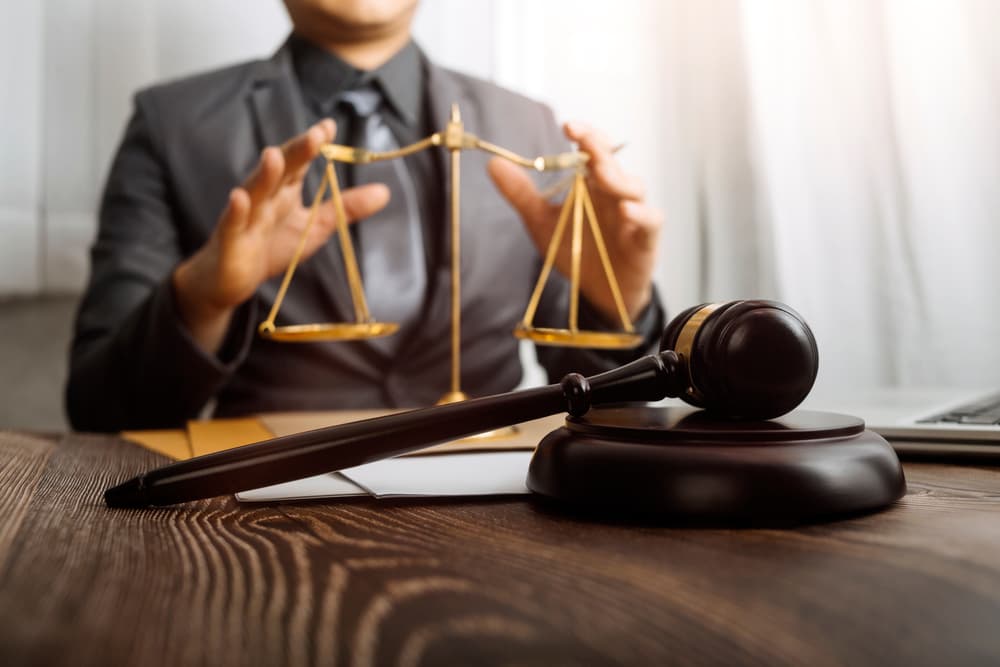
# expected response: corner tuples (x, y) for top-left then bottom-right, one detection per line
(513, 326), (643, 350)
(259, 321), (399, 342)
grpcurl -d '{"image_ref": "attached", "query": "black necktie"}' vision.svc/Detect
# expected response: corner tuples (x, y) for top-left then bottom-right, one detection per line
(338, 86), (426, 344)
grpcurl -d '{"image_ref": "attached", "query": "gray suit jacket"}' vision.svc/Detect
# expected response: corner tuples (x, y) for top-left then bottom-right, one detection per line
(67, 41), (663, 432)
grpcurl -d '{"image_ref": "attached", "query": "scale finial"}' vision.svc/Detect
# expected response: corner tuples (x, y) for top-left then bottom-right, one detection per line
(450, 103), (461, 123)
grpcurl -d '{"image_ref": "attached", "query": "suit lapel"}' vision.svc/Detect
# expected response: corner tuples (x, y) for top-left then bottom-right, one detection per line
(248, 43), (355, 326)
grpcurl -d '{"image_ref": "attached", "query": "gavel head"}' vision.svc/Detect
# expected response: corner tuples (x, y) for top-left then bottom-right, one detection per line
(659, 300), (819, 420)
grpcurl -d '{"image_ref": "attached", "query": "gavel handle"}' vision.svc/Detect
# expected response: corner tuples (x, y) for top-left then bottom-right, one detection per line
(105, 352), (682, 508)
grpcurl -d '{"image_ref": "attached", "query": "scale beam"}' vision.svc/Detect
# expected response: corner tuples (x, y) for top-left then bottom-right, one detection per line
(259, 103), (642, 386)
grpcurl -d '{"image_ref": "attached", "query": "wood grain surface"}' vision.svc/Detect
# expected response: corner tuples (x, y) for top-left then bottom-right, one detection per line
(1, 430), (1000, 666)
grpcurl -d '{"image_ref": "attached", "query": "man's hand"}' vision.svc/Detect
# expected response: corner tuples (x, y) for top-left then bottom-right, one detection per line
(488, 121), (662, 325)
(172, 119), (391, 354)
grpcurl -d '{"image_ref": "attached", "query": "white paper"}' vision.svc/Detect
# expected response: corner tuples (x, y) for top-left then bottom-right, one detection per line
(236, 451), (533, 502)
(341, 451), (533, 498)
(236, 472), (367, 502)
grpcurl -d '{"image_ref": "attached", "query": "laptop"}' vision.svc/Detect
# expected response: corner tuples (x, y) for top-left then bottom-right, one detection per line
(803, 387), (1000, 460)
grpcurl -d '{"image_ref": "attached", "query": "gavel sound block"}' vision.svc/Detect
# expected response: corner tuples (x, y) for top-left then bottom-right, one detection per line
(528, 300), (905, 522)
(105, 300), (905, 523)
(529, 407), (903, 522)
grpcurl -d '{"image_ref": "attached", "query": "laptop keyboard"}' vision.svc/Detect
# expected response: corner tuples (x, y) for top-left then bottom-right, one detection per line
(919, 393), (1000, 425)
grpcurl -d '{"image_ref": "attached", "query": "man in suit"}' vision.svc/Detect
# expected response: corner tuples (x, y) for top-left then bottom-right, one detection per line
(66, 0), (664, 432)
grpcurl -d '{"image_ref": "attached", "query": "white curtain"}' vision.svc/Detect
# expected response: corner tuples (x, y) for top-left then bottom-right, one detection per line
(1, 2), (45, 295)
(2, 0), (998, 392)
(0, 0), (292, 294)
(683, 0), (1000, 391)
(475, 0), (1000, 392)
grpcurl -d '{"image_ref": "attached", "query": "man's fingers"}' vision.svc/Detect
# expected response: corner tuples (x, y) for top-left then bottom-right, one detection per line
(318, 118), (336, 142)
(241, 120), (336, 223)
(487, 158), (552, 227)
(218, 187), (252, 237)
(245, 120), (334, 199)
(592, 161), (645, 201)
(565, 121), (614, 157)
(281, 120), (333, 183)
(565, 121), (644, 201)
(619, 200), (662, 250)
(244, 147), (285, 206)
(320, 183), (391, 225)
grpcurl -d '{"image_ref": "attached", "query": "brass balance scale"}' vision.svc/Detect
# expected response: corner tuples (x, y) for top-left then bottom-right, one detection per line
(258, 104), (642, 409)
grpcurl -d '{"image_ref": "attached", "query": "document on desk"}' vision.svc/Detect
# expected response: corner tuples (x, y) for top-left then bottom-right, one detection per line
(236, 412), (561, 503)
(118, 411), (559, 503)
(236, 451), (533, 502)
(122, 413), (544, 502)
(235, 471), (368, 502)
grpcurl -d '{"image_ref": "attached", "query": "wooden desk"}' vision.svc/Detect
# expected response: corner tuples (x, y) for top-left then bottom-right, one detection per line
(2, 430), (1000, 666)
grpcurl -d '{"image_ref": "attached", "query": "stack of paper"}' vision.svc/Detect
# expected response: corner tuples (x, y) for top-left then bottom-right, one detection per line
(122, 411), (565, 503)
(235, 451), (534, 502)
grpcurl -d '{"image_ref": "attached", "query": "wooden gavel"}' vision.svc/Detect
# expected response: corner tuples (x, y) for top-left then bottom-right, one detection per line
(105, 300), (819, 508)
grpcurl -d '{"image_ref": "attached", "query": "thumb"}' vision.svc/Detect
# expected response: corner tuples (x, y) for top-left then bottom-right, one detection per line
(487, 157), (552, 228)
(336, 183), (392, 224)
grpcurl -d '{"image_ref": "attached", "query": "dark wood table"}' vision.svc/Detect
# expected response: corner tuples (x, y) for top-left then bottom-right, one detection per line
(2, 430), (1000, 666)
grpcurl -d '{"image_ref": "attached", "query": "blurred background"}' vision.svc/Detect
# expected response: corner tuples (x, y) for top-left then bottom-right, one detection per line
(2, 0), (999, 430)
